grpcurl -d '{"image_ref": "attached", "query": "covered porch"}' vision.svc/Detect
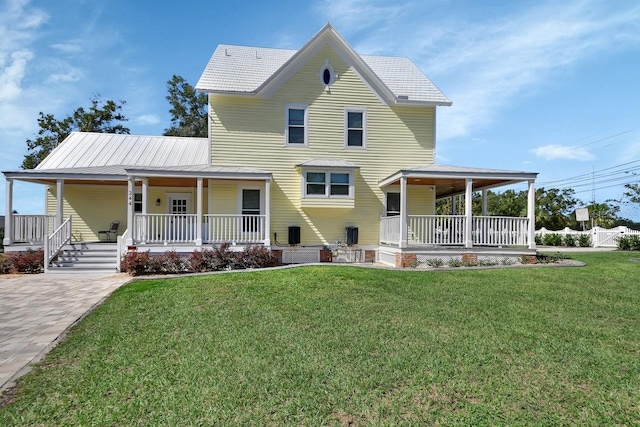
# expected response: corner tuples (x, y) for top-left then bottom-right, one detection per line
(377, 165), (538, 267)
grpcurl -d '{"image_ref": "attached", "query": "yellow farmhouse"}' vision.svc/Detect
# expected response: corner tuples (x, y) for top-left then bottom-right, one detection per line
(3, 24), (538, 271)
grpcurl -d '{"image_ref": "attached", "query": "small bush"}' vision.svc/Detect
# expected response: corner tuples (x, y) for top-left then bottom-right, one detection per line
(211, 243), (236, 271)
(149, 250), (187, 274)
(236, 245), (278, 269)
(120, 251), (151, 276)
(618, 235), (640, 251)
(543, 233), (563, 246)
(426, 258), (444, 268)
(0, 254), (11, 274)
(534, 234), (544, 245)
(5, 249), (44, 273)
(448, 257), (462, 267)
(563, 234), (577, 247)
(578, 234), (592, 247)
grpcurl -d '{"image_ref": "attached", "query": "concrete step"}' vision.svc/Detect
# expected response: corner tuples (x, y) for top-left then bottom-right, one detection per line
(48, 242), (119, 272)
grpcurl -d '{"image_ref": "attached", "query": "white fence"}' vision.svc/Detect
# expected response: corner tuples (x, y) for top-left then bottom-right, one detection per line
(536, 226), (640, 248)
(380, 216), (401, 244)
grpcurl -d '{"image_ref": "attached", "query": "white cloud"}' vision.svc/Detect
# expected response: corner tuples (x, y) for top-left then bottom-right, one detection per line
(0, 49), (33, 100)
(50, 41), (85, 54)
(135, 114), (161, 126)
(530, 144), (595, 161)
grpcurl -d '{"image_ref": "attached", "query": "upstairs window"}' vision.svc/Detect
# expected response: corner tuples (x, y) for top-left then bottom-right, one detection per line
(285, 104), (308, 146)
(345, 108), (367, 148)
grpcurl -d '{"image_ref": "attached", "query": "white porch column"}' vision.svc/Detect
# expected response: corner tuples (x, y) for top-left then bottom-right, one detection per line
(195, 177), (203, 246)
(464, 178), (473, 248)
(3, 178), (13, 245)
(482, 189), (488, 216)
(141, 178), (148, 214)
(399, 176), (408, 248)
(451, 195), (457, 215)
(264, 178), (271, 246)
(126, 176), (135, 246)
(527, 179), (536, 249)
(56, 179), (64, 228)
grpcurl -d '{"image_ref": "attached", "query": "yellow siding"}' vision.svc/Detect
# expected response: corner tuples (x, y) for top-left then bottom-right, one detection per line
(46, 184), (209, 242)
(210, 45), (436, 245)
(209, 181), (238, 214)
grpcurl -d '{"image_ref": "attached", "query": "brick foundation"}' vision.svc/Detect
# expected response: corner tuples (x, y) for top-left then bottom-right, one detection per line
(461, 253), (477, 266)
(521, 254), (537, 265)
(271, 249), (283, 265)
(396, 253), (418, 268)
(364, 250), (376, 263)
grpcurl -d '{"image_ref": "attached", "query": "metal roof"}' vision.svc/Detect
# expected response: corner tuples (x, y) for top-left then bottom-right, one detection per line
(296, 159), (360, 169)
(196, 26), (451, 105)
(36, 132), (209, 170)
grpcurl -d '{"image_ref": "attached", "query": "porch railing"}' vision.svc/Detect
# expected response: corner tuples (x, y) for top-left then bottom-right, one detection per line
(472, 216), (530, 246)
(382, 215), (530, 247)
(46, 216), (72, 265)
(408, 215), (466, 245)
(380, 215), (401, 244)
(132, 214), (267, 244)
(12, 214), (55, 244)
(204, 214), (266, 243)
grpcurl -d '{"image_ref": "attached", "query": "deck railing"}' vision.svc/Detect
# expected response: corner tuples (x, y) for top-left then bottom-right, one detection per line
(12, 214), (55, 244)
(204, 214), (266, 243)
(132, 214), (267, 244)
(472, 216), (530, 246)
(408, 215), (466, 245)
(382, 215), (529, 247)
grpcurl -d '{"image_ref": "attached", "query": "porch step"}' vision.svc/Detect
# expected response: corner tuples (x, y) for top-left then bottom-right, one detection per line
(48, 243), (119, 273)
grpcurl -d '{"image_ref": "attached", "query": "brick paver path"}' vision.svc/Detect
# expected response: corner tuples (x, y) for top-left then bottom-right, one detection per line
(0, 273), (130, 392)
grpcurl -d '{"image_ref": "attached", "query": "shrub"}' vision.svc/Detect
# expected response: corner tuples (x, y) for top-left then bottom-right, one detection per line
(188, 248), (213, 273)
(0, 254), (11, 274)
(235, 245), (278, 269)
(563, 234), (577, 247)
(448, 257), (462, 267)
(426, 258), (444, 268)
(149, 250), (187, 274)
(120, 251), (151, 276)
(5, 249), (44, 273)
(534, 234), (544, 246)
(578, 234), (592, 248)
(618, 235), (640, 251)
(543, 233), (563, 246)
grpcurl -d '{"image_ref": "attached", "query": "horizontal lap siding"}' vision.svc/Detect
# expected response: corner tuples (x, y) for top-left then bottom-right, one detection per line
(210, 46), (435, 245)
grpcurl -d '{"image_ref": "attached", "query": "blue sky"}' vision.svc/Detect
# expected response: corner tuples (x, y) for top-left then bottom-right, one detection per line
(1, 0), (640, 220)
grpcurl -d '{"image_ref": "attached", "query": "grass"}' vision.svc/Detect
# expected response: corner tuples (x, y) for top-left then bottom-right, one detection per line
(1, 252), (640, 425)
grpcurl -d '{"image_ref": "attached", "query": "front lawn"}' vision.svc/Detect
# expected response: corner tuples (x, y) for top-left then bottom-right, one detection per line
(1, 252), (639, 425)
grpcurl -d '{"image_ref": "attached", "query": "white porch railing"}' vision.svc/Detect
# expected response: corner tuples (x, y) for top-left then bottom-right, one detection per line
(380, 215), (401, 244)
(204, 214), (266, 243)
(12, 214), (55, 244)
(116, 228), (130, 272)
(408, 215), (466, 245)
(382, 215), (530, 247)
(132, 214), (267, 244)
(46, 216), (72, 265)
(134, 214), (198, 244)
(472, 216), (530, 246)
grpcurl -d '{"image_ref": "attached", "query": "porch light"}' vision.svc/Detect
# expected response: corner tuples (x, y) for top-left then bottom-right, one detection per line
(156, 198), (161, 206)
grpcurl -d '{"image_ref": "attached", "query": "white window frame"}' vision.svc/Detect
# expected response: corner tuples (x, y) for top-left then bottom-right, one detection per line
(344, 107), (367, 149)
(301, 169), (355, 199)
(284, 103), (309, 147)
(133, 190), (143, 213)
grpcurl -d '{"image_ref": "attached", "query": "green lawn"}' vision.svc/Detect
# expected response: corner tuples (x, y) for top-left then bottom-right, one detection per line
(1, 252), (639, 425)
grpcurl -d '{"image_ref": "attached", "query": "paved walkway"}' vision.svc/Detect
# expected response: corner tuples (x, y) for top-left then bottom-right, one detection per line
(0, 273), (131, 393)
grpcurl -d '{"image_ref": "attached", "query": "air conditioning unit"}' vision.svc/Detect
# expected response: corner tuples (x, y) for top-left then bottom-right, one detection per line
(288, 226), (301, 245)
(346, 226), (359, 245)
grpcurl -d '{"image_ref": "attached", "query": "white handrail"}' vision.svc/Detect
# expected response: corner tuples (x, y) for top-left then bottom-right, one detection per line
(46, 216), (72, 265)
(116, 228), (130, 272)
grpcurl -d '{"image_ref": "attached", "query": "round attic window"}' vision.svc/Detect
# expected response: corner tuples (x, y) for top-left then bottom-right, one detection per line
(318, 60), (336, 89)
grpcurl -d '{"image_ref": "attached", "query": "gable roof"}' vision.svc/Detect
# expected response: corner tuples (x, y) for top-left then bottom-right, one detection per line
(196, 23), (451, 107)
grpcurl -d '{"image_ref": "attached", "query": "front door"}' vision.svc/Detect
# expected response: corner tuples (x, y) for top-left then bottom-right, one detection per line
(242, 189), (261, 233)
(167, 194), (193, 241)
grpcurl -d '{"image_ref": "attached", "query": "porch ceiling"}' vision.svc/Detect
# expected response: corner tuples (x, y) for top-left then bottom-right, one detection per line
(379, 164), (538, 199)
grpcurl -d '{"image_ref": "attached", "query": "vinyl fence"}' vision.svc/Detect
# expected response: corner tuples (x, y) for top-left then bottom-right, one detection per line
(536, 226), (640, 248)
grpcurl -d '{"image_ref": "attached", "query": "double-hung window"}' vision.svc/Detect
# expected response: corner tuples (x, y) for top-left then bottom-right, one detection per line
(285, 103), (309, 146)
(345, 107), (367, 148)
(303, 170), (354, 199)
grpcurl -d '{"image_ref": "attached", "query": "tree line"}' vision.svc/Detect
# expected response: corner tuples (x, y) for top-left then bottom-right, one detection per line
(20, 75), (640, 229)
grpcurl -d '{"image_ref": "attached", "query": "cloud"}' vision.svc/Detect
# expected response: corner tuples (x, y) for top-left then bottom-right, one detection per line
(0, 49), (33, 100)
(50, 41), (85, 54)
(530, 144), (595, 161)
(135, 114), (161, 126)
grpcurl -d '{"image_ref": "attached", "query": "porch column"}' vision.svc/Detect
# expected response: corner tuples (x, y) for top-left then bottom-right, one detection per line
(141, 178), (148, 214)
(126, 176), (135, 246)
(264, 178), (271, 246)
(399, 176), (408, 248)
(56, 179), (64, 228)
(195, 177), (203, 246)
(527, 179), (536, 249)
(482, 189), (488, 216)
(464, 178), (473, 248)
(3, 178), (13, 245)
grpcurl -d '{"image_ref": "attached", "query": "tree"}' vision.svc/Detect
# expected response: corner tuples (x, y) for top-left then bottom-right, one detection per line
(535, 187), (578, 230)
(163, 75), (208, 137)
(623, 182), (640, 205)
(22, 96), (129, 169)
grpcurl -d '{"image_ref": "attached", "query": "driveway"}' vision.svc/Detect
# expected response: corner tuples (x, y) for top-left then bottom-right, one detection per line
(0, 273), (131, 393)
